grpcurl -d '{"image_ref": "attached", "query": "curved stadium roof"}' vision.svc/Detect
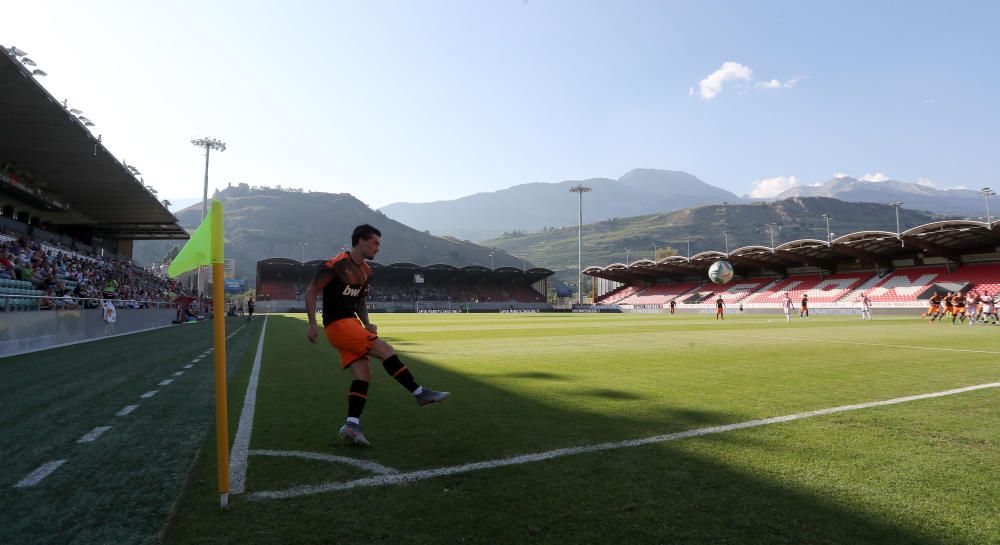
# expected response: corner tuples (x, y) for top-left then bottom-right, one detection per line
(0, 48), (186, 239)
(585, 219), (1000, 284)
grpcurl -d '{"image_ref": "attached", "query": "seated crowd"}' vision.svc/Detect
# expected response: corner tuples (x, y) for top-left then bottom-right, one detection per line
(0, 234), (186, 311)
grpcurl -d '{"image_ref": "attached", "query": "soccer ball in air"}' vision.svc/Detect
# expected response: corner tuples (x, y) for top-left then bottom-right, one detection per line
(708, 261), (734, 285)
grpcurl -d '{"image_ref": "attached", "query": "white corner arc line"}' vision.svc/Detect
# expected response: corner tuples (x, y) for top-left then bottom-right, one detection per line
(249, 381), (1000, 501)
(140, 390), (158, 399)
(15, 460), (67, 488)
(116, 405), (138, 416)
(77, 426), (111, 443)
(230, 316), (268, 494)
(249, 449), (399, 475)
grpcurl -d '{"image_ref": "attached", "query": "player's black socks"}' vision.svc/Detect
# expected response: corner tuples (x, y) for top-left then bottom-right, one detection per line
(382, 355), (419, 392)
(348, 379), (369, 419)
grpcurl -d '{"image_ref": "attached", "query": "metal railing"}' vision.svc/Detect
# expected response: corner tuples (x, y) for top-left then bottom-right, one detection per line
(0, 293), (177, 312)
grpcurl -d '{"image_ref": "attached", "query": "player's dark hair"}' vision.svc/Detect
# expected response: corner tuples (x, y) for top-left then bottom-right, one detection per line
(352, 224), (381, 247)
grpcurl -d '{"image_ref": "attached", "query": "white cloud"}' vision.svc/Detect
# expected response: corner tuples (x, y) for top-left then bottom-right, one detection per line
(755, 79), (781, 89)
(860, 172), (890, 182)
(750, 175), (800, 198)
(688, 87), (694, 96)
(783, 76), (801, 88)
(698, 62), (753, 100)
(916, 177), (936, 187)
(833, 172), (850, 179)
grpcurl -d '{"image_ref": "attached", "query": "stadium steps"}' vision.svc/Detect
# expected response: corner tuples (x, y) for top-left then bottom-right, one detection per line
(837, 273), (884, 303)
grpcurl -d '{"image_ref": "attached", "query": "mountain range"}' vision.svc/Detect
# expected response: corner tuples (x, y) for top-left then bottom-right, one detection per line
(770, 176), (985, 216)
(380, 169), (745, 241)
(132, 184), (525, 285)
(381, 170), (986, 243)
(481, 196), (947, 284)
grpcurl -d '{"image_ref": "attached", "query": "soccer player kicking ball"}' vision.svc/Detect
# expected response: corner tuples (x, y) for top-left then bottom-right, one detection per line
(306, 224), (449, 447)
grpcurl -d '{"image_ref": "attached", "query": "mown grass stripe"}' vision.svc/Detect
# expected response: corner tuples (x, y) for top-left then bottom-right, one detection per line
(14, 460), (66, 488)
(729, 333), (1000, 355)
(249, 381), (1000, 501)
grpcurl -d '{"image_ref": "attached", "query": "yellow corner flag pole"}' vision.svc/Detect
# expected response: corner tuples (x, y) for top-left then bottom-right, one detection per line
(166, 199), (230, 508)
(210, 201), (230, 508)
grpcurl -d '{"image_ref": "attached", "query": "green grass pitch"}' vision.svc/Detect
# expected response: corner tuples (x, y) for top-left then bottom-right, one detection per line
(4, 313), (999, 544)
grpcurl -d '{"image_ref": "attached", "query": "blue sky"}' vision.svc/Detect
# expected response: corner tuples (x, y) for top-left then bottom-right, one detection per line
(5, 1), (998, 209)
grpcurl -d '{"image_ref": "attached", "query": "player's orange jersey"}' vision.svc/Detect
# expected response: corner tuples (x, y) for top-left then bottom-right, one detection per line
(315, 252), (372, 326)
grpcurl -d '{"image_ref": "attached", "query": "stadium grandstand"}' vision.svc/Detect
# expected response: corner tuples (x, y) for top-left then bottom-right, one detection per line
(256, 258), (554, 312)
(0, 46), (189, 355)
(588, 220), (1000, 314)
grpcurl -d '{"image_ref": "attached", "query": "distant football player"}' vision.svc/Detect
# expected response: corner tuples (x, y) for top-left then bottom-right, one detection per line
(859, 292), (872, 321)
(715, 295), (726, 320)
(305, 224), (449, 447)
(782, 293), (794, 322)
(926, 292), (942, 324)
(951, 292), (967, 325)
(800, 293), (809, 318)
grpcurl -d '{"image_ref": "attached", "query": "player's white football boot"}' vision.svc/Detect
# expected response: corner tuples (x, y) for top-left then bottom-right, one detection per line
(339, 423), (370, 447)
(415, 388), (450, 407)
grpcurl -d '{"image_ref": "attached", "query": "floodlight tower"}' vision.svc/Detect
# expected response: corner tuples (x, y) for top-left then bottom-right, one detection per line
(569, 184), (591, 304)
(821, 214), (832, 245)
(981, 187), (996, 226)
(191, 137), (226, 294)
(768, 224), (780, 253)
(889, 202), (903, 246)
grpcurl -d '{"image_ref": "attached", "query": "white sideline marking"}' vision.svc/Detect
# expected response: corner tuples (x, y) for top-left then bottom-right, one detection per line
(249, 449), (399, 475)
(183, 364), (193, 369)
(77, 426), (111, 443)
(226, 324), (247, 340)
(158, 379), (173, 386)
(192, 358), (202, 363)
(230, 316), (269, 494)
(15, 460), (67, 488)
(249, 381), (1000, 501)
(116, 404), (138, 417)
(140, 390), (158, 399)
(728, 334), (1000, 355)
(173, 371), (184, 377)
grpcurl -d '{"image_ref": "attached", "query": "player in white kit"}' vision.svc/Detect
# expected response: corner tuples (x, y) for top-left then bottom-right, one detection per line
(782, 293), (794, 322)
(859, 292), (872, 320)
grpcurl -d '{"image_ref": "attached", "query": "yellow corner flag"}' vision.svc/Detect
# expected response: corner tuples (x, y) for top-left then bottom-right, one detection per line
(167, 199), (231, 508)
(168, 199), (224, 277)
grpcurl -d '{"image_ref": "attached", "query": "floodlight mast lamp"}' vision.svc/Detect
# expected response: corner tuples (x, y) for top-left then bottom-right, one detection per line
(191, 137), (226, 295)
(821, 214), (832, 246)
(889, 202), (903, 247)
(191, 138), (226, 221)
(569, 184), (591, 304)
(981, 187), (996, 226)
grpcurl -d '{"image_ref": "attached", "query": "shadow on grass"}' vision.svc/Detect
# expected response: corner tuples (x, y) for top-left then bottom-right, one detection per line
(580, 387), (645, 400)
(163, 315), (957, 545)
(503, 371), (571, 381)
